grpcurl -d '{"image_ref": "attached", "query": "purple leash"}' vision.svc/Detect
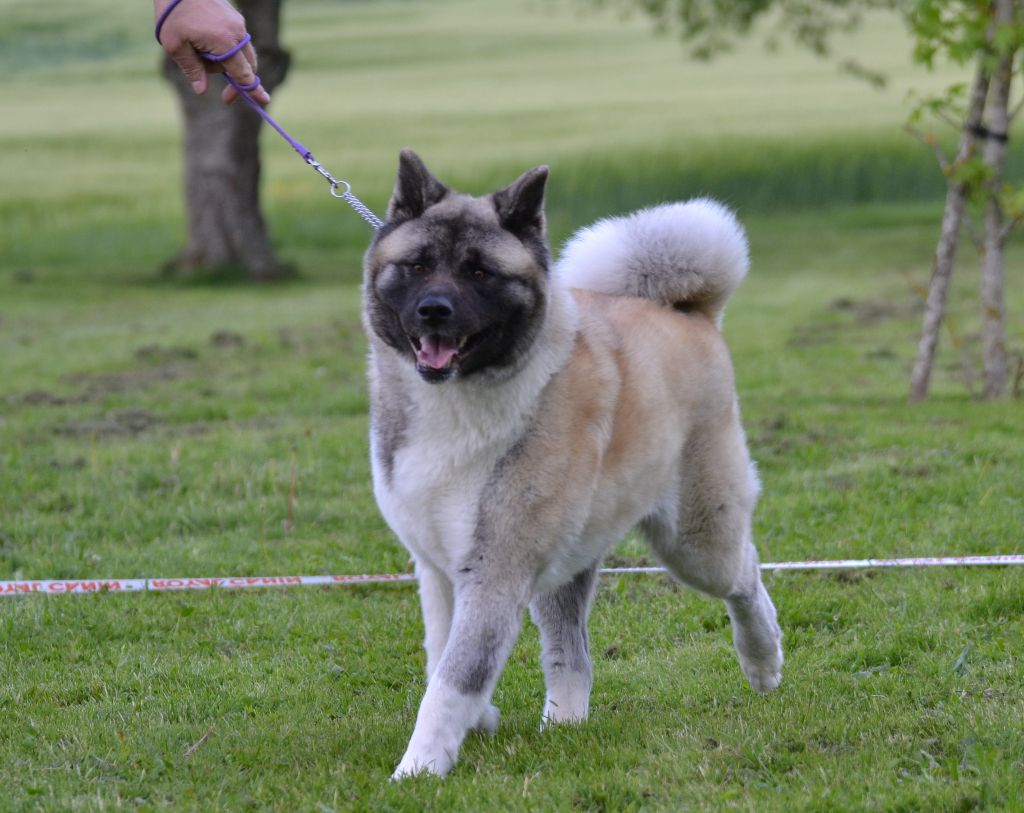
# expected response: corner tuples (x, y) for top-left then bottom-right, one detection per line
(156, 0), (383, 230)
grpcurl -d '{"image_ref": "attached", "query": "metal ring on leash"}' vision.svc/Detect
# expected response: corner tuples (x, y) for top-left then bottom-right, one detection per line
(329, 180), (352, 198)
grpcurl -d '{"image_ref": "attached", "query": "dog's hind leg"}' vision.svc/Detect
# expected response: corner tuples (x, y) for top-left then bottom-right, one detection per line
(392, 576), (532, 779)
(640, 419), (782, 693)
(720, 548), (782, 693)
(529, 564), (599, 727)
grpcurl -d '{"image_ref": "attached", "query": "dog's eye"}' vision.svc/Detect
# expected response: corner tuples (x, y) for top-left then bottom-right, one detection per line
(411, 264), (427, 275)
(472, 268), (489, 281)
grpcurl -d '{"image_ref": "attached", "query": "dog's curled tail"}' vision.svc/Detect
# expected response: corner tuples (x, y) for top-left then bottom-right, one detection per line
(554, 198), (749, 327)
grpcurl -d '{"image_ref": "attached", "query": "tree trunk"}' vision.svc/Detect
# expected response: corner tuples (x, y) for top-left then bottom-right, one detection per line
(908, 65), (990, 401)
(978, 0), (1015, 398)
(162, 0), (292, 280)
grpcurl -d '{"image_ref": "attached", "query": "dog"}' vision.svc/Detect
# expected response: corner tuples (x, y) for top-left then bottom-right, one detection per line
(361, 150), (783, 778)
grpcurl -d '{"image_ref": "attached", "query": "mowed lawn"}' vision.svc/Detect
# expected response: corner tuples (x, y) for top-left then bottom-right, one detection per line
(1, 0), (1023, 810)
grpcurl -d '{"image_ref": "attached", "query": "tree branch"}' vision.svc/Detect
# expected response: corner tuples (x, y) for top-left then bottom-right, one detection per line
(964, 209), (985, 252)
(999, 213), (1023, 243)
(904, 124), (951, 169)
(1009, 94), (1024, 122)
(936, 108), (965, 130)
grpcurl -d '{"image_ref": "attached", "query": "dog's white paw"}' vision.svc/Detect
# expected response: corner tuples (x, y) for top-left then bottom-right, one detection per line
(739, 645), (783, 693)
(390, 748), (454, 780)
(473, 703), (500, 734)
(539, 680), (591, 729)
(539, 706), (589, 730)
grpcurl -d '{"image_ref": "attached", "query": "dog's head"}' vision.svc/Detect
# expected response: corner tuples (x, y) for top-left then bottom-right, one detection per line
(363, 149), (550, 384)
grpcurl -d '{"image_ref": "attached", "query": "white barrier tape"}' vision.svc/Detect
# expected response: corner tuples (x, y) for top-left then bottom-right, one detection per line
(605, 555), (1024, 574)
(1, 555), (1022, 597)
(0, 573), (415, 596)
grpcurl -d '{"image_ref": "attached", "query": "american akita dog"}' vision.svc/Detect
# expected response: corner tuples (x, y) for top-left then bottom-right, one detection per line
(362, 150), (783, 778)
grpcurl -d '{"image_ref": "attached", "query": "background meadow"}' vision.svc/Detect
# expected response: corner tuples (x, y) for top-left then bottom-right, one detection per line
(0, 0), (1022, 810)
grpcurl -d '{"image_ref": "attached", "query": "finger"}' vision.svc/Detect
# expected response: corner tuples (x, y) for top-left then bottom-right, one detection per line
(220, 51), (271, 105)
(219, 77), (271, 106)
(171, 48), (210, 95)
(221, 50), (256, 87)
(242, 41), (259, 74)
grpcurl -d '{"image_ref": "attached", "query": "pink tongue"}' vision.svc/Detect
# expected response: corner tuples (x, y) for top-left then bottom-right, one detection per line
(418, 335), (459, 369)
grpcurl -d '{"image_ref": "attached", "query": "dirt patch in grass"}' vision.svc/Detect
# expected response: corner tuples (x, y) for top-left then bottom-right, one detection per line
(54, 410), (215, 440)
(752, 412), (834, 457)
(55, 408), (163, 438)
(890, 463), (937, 478)
(7, 334), (261, 412)
(787, 323), (839, 348)
(9, 371), (182, 410)
(788, 296), (923, 349)
(6, 345), (203, 410)
(134, 344), (199, 363)
(210, 330), (246, 349)
(13, 389), (87, 407)
(827, 569), (880, 585)
(59, 364), (183, 403)
(278, 320), (363, 354)
(830, 297), (922, 325)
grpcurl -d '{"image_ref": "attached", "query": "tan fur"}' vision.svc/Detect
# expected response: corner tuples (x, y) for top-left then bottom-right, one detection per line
(478, 291), (744, 595)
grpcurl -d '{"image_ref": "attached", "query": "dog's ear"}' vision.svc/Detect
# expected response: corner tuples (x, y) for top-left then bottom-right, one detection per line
(493, 166), (548, 240)
(387, 149), (449, 224)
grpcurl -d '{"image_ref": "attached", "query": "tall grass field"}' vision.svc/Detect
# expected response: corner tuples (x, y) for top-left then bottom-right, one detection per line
(1, 0), (1022, 810)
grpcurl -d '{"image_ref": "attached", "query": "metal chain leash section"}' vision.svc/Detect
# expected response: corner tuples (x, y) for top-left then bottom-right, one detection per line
(2, 555), (1022, 596)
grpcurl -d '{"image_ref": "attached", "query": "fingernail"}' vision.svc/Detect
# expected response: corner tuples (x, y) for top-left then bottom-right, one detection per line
(191, 80), (204, 94)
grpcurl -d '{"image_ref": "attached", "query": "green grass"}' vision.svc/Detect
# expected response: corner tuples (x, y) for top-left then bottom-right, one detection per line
(1, 0), (1023, 810)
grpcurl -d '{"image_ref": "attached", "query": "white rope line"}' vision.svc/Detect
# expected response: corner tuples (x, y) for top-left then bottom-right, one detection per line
(1, 555), (1021, 596)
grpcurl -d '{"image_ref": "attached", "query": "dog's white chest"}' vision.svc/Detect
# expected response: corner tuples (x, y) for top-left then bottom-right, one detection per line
(372, 429), (502, 575)
(367, 308), (575, 578)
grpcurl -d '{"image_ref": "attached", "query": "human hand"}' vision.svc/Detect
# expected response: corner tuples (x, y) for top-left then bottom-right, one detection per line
(155, 0), (271, 105)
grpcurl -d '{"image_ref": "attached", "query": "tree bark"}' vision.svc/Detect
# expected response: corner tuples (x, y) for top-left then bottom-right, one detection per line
(908, 64), (991, 401)
(978, 0), (1016, 398)
(162, 0), (292, 280)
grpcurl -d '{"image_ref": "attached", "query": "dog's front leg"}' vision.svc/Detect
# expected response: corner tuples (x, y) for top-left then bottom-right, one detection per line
(416, 561), (501, 734)
(392, 579), (530, 779)
(416, 560), (454, 681)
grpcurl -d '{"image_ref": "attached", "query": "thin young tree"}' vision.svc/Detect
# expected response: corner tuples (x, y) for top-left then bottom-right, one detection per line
(162, 0), (292, 281)
(907, 65), (989, 400)
(908, 0), (1023, 400)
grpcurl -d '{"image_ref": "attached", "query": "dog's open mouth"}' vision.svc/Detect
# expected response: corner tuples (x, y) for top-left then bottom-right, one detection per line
(410, 333), (480, 377)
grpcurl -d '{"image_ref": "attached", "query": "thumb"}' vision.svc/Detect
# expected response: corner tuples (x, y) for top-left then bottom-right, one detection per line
(171, 48), (210, 95)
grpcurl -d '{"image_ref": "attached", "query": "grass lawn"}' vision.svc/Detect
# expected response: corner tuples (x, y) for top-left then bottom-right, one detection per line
(1, 0), (1022, 810)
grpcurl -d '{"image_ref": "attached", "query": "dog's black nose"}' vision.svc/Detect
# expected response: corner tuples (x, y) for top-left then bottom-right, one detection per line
(417, 295), (453, 324)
